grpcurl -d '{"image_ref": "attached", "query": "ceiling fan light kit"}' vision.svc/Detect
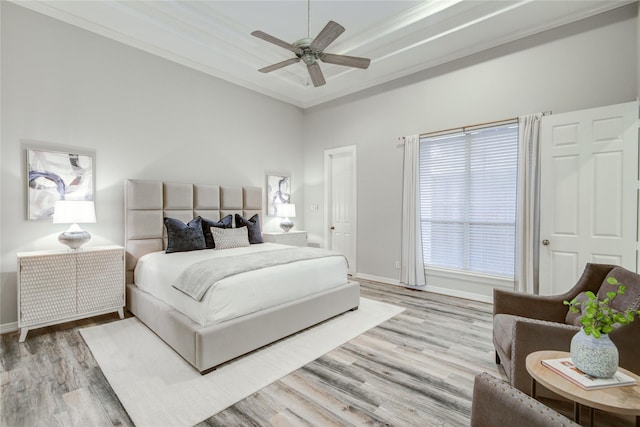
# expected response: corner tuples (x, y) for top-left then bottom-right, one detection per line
(252, 19), (370, 87)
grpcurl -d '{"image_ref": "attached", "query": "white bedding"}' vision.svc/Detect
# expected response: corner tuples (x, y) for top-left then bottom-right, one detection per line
(134, 243), (348, 327)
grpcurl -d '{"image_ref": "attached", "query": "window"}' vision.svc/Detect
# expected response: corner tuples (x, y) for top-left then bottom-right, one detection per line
(419, 122), (518, 278)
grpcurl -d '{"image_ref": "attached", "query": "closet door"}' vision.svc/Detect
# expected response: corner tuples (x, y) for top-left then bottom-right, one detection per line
(539, 101), (638, 295)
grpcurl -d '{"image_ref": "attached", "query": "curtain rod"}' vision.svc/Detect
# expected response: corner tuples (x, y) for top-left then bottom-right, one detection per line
(419, 116), (518, 138)
(398, 111), (552, 142)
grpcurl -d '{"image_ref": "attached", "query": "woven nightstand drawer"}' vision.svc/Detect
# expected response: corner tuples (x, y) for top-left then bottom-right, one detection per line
(17, 246), (125, 342)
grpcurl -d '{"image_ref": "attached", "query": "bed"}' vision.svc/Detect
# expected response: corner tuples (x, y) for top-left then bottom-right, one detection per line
(124, 179), (360, 373)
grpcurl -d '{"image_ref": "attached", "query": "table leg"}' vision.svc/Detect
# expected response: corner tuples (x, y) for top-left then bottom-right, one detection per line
(588, 407), (593, 427)
(531, 378), (537, 398)
(636, 415), (639, 427)
(573, 402), (581, 424)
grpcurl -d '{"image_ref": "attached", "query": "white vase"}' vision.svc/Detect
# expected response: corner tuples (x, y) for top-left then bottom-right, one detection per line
(570, 328), (619, 378)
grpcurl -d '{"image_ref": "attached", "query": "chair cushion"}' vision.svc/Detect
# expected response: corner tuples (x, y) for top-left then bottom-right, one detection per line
(597, 266), (640, 312)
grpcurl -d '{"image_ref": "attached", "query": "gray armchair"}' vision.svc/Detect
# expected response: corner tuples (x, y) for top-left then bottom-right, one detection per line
(470, 372), (579, 427)
(493, 263), (640, 393)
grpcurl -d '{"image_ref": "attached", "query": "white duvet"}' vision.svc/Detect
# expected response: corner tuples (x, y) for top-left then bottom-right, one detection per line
(133, 243), (348, 327)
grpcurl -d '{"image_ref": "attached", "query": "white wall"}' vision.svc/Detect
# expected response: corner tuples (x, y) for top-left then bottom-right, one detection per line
(0, 3), (305, 328)
(303, 4), (638, 298)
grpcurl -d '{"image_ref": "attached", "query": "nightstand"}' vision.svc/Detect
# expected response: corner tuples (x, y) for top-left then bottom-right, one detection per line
(262, 230), (308, 247)
(17, 245), (125, 342)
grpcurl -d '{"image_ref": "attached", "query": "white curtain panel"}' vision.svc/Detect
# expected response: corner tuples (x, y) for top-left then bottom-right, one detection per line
(515, 113), (543, 294)
(400, 135), (426, 287)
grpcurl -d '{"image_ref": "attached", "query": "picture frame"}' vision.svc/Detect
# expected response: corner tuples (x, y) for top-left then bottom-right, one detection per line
(26, 147), (95, 221)
(266, 173), (291, 217)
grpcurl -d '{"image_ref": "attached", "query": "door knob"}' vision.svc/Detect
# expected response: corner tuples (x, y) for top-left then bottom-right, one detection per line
(542, 239), (550, 246)
(330, 226), (335, 230)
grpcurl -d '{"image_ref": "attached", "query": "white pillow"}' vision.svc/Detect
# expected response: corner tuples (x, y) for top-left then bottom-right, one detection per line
(211, 226), (250, 249)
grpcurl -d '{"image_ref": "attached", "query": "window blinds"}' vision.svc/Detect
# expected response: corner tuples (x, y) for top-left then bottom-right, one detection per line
(419, 123), (518, 277)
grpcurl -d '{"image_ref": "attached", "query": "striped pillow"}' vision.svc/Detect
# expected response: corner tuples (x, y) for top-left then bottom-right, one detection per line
(211, 226), (250, 250)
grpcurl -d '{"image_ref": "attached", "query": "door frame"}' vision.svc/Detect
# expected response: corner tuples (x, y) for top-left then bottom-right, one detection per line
(324, 144), (357, 274)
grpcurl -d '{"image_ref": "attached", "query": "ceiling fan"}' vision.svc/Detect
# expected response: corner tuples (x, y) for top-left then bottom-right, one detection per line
(251, 3), (370, 87)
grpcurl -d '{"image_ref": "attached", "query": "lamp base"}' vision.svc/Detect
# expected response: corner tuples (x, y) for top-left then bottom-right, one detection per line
(59, 229), (91, 250)
(279, 218), (294, 232)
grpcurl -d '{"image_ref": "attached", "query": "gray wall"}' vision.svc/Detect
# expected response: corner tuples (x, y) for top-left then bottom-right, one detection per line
(0, 3), (305, 328)
(0, 2), (637, 330)
(303, 4), (638, 291)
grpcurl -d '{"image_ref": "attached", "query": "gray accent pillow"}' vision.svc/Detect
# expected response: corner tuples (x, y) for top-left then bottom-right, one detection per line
(211, 226), (250, 250)
(201, 215), (233, 248)
(235, 213), (264, 244)
(164, 217), (207, 253)
(597, 267), (640, 312)
(568, 267), (640, 325)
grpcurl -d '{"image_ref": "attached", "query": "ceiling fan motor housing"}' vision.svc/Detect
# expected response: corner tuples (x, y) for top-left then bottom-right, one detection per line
(294, 38), (318, 65)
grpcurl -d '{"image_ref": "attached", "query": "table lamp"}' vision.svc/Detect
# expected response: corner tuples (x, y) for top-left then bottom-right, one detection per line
(53, 200), (96, 249)
(278, 203), (296, 232)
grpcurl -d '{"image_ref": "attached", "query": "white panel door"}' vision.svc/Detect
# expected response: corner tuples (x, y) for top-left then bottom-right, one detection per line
(324, 145), (357, 275)
(539, 101), (638, 295)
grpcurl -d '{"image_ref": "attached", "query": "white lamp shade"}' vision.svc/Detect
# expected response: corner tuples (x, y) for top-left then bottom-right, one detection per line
(279, 204), (296, 218)
(53, 200), (96, 224)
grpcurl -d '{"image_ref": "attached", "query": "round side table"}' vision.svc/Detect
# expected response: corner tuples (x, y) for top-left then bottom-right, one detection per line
(526, 350), (640, 427)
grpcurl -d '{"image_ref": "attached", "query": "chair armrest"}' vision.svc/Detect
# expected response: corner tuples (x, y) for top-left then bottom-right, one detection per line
(471, 372), (579, 427)
(494, 263), (616, 323)
(509, 318), (579, 393)
(493, 289), (568, 322)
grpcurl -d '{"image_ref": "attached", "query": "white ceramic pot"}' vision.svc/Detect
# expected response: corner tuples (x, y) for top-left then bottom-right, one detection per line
(570, 328), (619, 378)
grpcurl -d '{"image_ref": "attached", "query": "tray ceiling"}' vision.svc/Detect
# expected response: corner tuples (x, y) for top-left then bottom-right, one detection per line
(14, 0), (634, 108)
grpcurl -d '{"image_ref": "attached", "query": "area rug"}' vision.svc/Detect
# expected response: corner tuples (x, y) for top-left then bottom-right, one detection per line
(80, 297), (404, 427)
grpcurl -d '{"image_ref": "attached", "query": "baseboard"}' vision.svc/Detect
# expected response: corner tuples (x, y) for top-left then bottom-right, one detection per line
(423, 285), (493, 303)
(355, 272), (492, 303)
(355, 273), (427, 290)
(0, 322), (18, 334)
(354, 273), (402, 287)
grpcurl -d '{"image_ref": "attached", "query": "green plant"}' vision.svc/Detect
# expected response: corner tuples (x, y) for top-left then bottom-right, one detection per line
(564, 277), (640, 338)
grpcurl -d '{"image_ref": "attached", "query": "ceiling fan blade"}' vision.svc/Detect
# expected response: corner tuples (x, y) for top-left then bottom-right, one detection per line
(258, 57), (301, 73)
(251, 30), (298, 53)
(320, 53), (371, 69)
(307, 63), (326, 87)
(310, 21), (345, 52)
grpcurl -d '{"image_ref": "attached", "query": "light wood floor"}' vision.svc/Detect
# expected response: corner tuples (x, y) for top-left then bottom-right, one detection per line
(1, 280), (636, 426)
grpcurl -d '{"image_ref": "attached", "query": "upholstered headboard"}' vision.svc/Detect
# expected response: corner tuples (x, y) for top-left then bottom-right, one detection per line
(124, 179), (263, 284)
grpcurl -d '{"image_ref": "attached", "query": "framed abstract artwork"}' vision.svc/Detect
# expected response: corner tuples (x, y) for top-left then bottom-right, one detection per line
(266, 174), (291, 217)
(26, 148), (95, 220)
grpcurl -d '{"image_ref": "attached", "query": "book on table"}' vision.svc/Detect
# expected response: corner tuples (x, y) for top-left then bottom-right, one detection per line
(542, 357), (636, 390)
